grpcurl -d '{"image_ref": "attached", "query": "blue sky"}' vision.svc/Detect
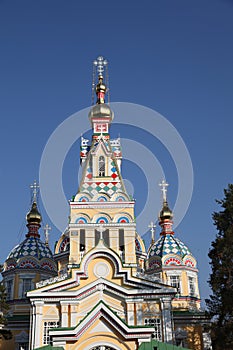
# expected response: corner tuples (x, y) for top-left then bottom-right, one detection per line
(0, 0), (233, 304)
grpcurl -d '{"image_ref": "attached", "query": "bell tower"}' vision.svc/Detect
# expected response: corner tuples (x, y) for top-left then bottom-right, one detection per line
(55, 56), (146, 271)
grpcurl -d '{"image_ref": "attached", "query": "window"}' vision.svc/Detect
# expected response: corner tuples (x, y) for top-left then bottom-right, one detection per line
(144, 318), (162, 341)
(43, 321), (59, 345)
(5, 279), (13, 300)
(21, 278), (33, 298)
(170, 275), (180, 294)
(119, 229), (125, 261)
(80, 229), (86, 256)
(98, 156), (105, 176)
(188, 276), (195, 296)
(95, 229), (109, 247)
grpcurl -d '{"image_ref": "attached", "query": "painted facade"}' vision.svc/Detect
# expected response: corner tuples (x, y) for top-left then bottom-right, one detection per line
(1, 56), (210, 350)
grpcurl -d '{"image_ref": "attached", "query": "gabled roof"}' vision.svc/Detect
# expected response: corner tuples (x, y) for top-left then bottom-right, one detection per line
(49, 300), (154, 341)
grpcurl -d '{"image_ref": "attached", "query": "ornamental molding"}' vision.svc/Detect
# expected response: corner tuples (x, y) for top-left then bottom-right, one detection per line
(36, 273), (68, 289)
(69, 223), (136, 229)
(70, 202), (134, 209)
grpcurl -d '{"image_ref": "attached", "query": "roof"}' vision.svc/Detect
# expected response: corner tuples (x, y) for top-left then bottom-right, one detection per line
(7, 236), (53, 260)
(138, 339), (190, 350)
(34, 346), (64, 350)
(149, 234), (192, 259)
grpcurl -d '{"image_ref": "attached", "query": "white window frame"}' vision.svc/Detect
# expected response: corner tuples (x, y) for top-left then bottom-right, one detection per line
(18, 273), (35, 299)
(144, 318), (162, 341)
(43, 320), (60, 345)
(165, 270), (183, 294)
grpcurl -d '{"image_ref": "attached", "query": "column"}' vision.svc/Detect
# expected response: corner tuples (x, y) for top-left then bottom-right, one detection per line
(86, 227), (95, 251)
(69, 230), (79, 265)
(124, 228), (136, 264)
(126, 300), (135, 325)
(161, 297), (173, 343)
(60, 301), (69, 327)
(29, 302), (35, 350)
(109, 227), (118, 252)
(70, 302), (79, 327)
(136, 302), (143, 325)
(34, 301), (44, 349)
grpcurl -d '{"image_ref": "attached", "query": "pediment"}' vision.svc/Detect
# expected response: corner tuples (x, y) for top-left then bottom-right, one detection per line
(49, 301), (154, 342)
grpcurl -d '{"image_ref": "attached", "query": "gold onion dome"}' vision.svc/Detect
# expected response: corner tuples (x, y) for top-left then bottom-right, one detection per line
(26, 201), (42, 225)
(159, 201), (173, 221)
(95, 76), (107, 95)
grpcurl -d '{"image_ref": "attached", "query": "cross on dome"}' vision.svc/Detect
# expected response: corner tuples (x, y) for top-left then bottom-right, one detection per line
(148, 221), (156, 242)
(93, 56), (108, 77)
(159, 179), (169, 202)
(30, 180), (39, 202)
(44, 224), (51, 246)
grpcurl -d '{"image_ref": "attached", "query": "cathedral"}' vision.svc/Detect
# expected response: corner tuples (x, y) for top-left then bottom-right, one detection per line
(1, 57), (209, 350)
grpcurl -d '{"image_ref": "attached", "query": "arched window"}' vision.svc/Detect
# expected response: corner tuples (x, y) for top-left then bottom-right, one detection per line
(98, 156), (105, 176)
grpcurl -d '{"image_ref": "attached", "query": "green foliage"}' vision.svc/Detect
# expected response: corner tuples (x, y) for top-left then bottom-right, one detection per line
(206, 184), (233, 349)
(0, 281), (12, 340)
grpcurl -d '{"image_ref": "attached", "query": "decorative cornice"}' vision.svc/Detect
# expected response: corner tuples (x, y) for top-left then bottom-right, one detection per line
(70, 202), (135, 209)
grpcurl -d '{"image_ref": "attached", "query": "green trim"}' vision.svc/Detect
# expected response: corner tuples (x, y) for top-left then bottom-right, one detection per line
(53, 300), (153, 332)
(138, 339), (190, 350)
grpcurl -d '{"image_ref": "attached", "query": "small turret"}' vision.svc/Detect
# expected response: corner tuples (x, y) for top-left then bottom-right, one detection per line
(26, 181), (41, 238)
(159, 180), (174, 235)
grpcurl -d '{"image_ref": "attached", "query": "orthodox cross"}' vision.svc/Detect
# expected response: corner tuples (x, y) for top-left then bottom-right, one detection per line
(148, 221), (156, 242)
(159, 179), (169, 202)
(44, 224), (51, 246)
(98, 224), (105, 241)
(30, 180), (39, 202)
(93, 56), (108, 77)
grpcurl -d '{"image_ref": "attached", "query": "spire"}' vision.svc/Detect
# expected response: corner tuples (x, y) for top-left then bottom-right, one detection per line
(89, 56), (114, 138)
(93, 56), (108, 104)
(26, 180), (41, 238)
(158, 179), (174, 235)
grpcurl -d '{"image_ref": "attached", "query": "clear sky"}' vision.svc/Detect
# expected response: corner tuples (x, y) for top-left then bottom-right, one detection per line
(0, 0), (233, 305)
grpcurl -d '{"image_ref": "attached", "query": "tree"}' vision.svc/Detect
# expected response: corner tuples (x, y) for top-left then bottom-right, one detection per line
(0, 264), (12, 340)
(206, 184), (233, 349)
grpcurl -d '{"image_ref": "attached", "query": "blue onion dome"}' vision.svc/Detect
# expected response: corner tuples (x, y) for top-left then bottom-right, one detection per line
(7, 237), (54, 260)
(3, 200), (57, 273)
(149, 234), (191, 259)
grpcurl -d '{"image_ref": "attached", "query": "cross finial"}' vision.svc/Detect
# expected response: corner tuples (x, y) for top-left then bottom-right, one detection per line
(98, 224), (105, 241)
(30, 180), (39, 202)
(159, 179), (169, 202)
(93, 56), (108, 77)
(44, 224), (51, 246)
(148, 221), (156, 242)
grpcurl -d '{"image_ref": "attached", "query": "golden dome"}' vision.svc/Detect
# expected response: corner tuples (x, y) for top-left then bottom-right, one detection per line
(159, 201), (173, 221)
(26, 201), (42, 225)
